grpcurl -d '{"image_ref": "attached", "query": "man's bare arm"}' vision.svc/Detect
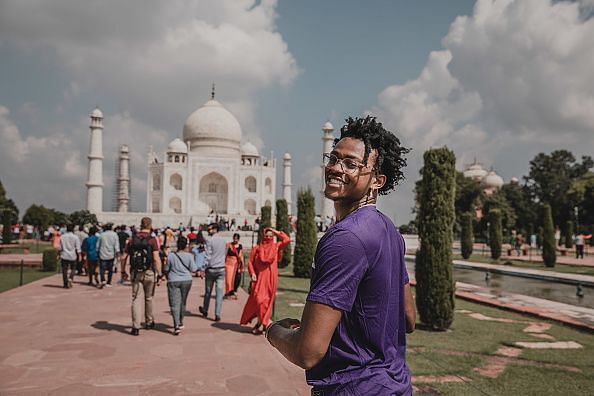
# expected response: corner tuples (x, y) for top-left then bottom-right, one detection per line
(268, 301), (341, 370)
(404, 283), (416, 333)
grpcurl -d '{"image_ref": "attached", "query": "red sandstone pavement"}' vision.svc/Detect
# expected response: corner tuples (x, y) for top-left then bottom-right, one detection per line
(0, 274), (309, 395)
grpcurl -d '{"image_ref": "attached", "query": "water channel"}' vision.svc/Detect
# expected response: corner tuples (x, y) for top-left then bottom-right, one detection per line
(404, 261), (594, 309)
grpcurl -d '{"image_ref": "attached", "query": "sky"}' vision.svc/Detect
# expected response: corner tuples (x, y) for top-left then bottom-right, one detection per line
(1, 0), (593, 225)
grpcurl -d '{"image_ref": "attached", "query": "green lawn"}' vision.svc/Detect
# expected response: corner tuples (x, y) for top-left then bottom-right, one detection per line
(0, 267), (58, 293)
(452, 253), (594, 277)
(269, 264), (594, 395)
(0, 241), (51, 254)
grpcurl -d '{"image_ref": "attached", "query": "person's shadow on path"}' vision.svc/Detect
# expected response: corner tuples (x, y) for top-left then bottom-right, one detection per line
(91, 321), (130, 334)
(212, 321), (253, 334)
(91, 321), (174, 335)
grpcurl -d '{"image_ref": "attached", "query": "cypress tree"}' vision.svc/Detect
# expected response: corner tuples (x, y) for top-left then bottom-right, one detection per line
(460, 212), (474, 259)
(415, 147), (456, 331)
(488, 209), (503, 260)
(565, 220), (574, 249)
(542, 204), (556, 267)
(293, 188), (317, 278)
(275, 199), (292, 268)
(258, 205), (272, 243)
(2, 208), (12, 244)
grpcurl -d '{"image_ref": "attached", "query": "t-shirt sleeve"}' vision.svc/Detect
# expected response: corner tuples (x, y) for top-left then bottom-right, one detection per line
(307, 229), (369, 312)
(398, 232), (410, 284)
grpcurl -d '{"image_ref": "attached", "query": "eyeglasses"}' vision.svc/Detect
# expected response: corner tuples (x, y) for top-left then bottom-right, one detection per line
(323, 153), (365, 174)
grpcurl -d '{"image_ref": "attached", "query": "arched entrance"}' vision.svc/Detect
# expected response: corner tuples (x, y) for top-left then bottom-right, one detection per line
(199, 172), (228, 214)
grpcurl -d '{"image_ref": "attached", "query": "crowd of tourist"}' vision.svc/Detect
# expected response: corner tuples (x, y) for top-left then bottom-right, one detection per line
(53, 216), (289, 337)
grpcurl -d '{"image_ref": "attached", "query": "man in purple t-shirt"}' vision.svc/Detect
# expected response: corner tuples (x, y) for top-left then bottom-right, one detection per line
(267, 116), (416, 395)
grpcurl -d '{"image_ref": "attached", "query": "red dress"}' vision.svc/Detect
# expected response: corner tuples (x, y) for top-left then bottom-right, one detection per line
(240, 232), (290, 327)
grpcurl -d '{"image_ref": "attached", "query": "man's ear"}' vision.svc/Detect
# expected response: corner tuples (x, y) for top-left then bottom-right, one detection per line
(372, 173), (387, 191)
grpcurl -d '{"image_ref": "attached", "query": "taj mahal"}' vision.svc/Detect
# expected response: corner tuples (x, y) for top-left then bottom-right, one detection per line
(86, 88), (305, 228)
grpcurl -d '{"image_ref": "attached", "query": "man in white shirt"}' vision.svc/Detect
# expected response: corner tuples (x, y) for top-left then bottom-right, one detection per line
(60, 224), (81, 289)
(97, 223), (120, 288)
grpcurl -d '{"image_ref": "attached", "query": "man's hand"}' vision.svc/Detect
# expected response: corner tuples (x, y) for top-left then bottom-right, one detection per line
(275, 318), (301, 330)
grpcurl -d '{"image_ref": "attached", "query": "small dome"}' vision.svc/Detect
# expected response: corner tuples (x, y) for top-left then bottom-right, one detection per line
(283, 152), (292, 160)
(322, 121), (334, 132)
(241, 141), (259, 157)
(463, 160), (488, 180)
(167, 138), (188, 154)
(510, 177), (519, 184)
(91, 107), (103, 118)
(481, 171), (504, 189)
(183, 99), (241, 151)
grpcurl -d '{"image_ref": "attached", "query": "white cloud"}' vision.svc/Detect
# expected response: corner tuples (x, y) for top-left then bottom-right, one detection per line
(0, 0), (298, 214)
(372, 0), (594, 222)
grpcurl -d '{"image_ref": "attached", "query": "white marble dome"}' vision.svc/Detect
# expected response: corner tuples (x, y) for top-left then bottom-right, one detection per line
(241, 141), (259, 157)
(167, 138), (187, 154)
(91, 107), (103, 118)
(283, 152), (292, 160)
(322, 121), (334, 132)
(464, 163), (488, 180)
(481, 171), (504, 189)
(183, 99), (242, 152)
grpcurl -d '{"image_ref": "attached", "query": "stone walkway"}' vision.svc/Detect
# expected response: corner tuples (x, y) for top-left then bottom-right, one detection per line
(0, 274), (308, 395)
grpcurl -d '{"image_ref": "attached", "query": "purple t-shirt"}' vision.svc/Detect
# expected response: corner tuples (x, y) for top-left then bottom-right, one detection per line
(306, 206), (411, 395)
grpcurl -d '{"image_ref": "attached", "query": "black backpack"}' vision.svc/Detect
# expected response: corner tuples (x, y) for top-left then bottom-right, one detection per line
(130, 235), (153, 272)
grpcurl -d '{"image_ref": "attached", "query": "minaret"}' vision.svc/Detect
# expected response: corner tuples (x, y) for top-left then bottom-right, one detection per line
(321, 121), (335, 219)
(282, 152), (293, 215)
(86, 107), (104, 214)
(117, 144), (130, 212)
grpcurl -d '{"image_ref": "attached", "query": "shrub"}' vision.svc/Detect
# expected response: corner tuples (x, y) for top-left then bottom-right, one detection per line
(460, 212), (474, 259)
(488, 209), (503, 260)
(565, 220), (574, 249)
(258, 205), (272, 243)
(275, 199), (292, 269)
(293, 188), (317, 278)
(415, 147), (456, 331)
(542, 204), (556, 267)
(42, 248), (59, 272)
(2, 208), (13, 244)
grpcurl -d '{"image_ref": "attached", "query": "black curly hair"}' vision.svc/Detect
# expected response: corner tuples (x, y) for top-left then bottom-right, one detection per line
(335, 116), (410, 195)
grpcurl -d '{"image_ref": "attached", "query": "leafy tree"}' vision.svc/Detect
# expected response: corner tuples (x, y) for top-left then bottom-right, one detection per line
(23, 205), (54, 229)
(69, 210), (97, 227)
(454, 171), (483, 232)
(568, 171), (594, 231)
(478, 191), (516, 242)
(49, 209), (68, 226)
(293, 188), (317, 278)
(501, 182), (536, 233)
(460, 212), (474, 259)
(0, 181), (19, 224)
(415, 147), (456, 330)
(275, 199), (292, 269)
(2, 208), (13, 244)
(565, 220), (574, 249)
(488, 209), (503, 260)
(525, 150), (593, 227)
(542, 204), (556, 267)
(258, 206), (272, 243)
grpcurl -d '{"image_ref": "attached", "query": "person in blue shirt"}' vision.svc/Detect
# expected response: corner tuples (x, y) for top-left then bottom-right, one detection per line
(164, 236), (199, 335)
(83, 227), (100, 286)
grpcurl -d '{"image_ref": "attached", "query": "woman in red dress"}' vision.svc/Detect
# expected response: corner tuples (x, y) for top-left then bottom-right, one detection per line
(240, 228), (290, 334)
(224, 233), (243, 299)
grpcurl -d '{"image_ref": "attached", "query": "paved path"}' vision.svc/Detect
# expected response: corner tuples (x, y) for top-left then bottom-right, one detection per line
(0, 274), (309, 395)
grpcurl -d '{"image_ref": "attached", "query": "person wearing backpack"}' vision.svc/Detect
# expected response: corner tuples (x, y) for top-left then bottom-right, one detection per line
(164, 236), (198, 335)
(121, 217), (163, 336)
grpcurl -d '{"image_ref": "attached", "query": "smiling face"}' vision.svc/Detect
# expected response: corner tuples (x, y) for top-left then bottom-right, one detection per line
(324, 137), (381, 203)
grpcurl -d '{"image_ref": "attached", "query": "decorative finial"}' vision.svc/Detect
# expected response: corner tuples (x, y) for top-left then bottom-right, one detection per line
(211, 83), (215, 100)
